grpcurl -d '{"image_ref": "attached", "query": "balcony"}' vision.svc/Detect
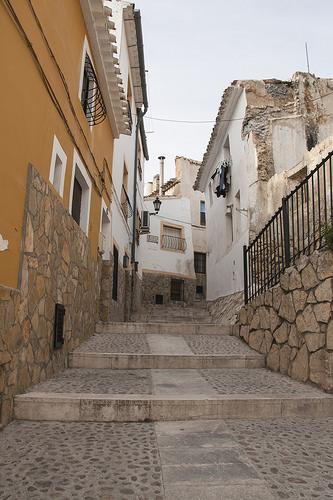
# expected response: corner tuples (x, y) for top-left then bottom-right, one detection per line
(121, 186), (133, 219)
(161, 234), (187, 252)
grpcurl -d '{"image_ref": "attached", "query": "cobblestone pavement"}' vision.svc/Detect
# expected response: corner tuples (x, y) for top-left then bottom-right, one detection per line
(0, 421), (164, 500)
(226, 417), (333, 500)
(27, 369), (153, 394)
(183, 334), (256, 355)
(201, 368), (324, 395)
(1, 418), (333, 499)
(76, 334), (151, 354)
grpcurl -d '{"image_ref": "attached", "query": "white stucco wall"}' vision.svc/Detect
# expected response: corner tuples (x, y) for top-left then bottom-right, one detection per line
(204, 89), (255, 300)
(107, 1), (146, 277)
(174, 157), (207, 254)
(141, 198), (195, 278)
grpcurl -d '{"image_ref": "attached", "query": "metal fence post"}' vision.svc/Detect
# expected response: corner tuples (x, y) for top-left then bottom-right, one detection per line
(282, 197), (291, 268)
(243, 245), (248, 304)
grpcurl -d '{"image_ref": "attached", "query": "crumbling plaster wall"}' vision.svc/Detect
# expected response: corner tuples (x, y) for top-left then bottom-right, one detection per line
(240, 73), (333, 237)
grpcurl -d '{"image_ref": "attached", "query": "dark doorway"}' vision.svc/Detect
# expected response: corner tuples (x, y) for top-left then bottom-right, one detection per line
(155, 294), (164, 304)
(112, 245), (118, 301)
(170, 279), (184, 301)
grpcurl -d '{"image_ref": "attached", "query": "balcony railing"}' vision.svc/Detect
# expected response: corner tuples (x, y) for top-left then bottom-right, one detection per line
(121, 186), (133, 219)
(161, 234), (187, 251)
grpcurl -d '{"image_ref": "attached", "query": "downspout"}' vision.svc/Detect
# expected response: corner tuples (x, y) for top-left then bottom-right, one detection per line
(130, 9), (148, 313)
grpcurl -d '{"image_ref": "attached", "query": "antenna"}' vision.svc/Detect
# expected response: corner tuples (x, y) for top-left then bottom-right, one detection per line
(305, 42), (310, 73)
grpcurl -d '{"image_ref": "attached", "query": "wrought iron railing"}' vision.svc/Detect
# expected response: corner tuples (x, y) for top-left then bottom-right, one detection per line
(121, 186), (133, 219)
(243, 151), (333, 304)
(81, 54), (106, 126)
(161, 234), (187, 252)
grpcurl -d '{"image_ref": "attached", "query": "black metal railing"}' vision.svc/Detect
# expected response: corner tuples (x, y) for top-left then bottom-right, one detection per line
(121, 186), (133, 219)
(161, 235), (187, 252)
(244, 151), (333, 304)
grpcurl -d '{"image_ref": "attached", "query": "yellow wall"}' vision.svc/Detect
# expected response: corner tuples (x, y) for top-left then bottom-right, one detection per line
(0, 0), (115, 288)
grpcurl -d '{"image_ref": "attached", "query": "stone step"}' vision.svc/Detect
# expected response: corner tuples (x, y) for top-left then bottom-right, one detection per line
(14, 368), (333, 422)
(14, 391), (333, 422)
(96, 322), (230, 335)
(69, 333), (264, 369)
(69, 352), (264, 370)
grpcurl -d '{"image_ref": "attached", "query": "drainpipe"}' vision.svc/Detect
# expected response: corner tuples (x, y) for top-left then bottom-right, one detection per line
(130, 9), (148, 313)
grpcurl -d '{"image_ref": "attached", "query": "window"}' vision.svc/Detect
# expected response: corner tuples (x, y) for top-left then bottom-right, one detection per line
(121, 163), (132, 219)
(99, 201), (111, 260)
(194, 252), (206, 274)
(112, 245), (118, 301)
(69, 151), (92, 235)
(200, 200), (206, 226)
(49, 136), (67, 197)
(223, 135), (231, 160)
(170, 279), (184, 301)
(155, 294), (163, 305)
(79, 40), (106, 126)
(161, 225), (186, 252)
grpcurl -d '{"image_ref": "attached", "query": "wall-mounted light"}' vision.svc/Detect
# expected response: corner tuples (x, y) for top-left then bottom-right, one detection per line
(152, 196), (162, 214)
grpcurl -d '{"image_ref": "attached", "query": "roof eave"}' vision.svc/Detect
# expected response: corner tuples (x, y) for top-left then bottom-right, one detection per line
(80, 0), (130, 138)
(194, 86), (243, 192)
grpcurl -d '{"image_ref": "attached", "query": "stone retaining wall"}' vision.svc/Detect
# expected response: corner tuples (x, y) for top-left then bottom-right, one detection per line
(208, 291), (244, 325)
(236, 249), (333, 391)
(0, 166), (101, 425)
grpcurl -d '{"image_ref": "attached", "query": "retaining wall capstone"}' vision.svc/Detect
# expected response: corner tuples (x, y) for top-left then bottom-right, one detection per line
(235, 249), (333, 391)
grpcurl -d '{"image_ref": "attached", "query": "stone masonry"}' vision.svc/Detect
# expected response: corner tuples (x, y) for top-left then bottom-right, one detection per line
(142, 271), (196, 306)
(0, 166), (101, 425)
(236, 248), (333, 391)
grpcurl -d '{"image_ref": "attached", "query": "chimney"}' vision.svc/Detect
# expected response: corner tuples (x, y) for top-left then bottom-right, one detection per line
(158, 156), (165, 196)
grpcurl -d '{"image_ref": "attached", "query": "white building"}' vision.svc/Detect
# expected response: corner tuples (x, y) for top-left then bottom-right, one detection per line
(100, 1), (149, 321)
(141, 156), (207, 305)
(194, 72), (333, 302)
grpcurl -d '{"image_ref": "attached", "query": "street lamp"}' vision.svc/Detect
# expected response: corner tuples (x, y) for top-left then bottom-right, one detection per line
(152, 196), (162, 214)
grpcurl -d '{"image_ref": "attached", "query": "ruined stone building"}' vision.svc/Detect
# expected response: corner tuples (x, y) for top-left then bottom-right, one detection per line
(194, 72), (333, 302)
(142, 156), (207, 306)
(0, 0), (148, 425)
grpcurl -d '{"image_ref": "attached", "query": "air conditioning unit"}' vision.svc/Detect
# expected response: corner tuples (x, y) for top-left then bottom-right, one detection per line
(140, 210), (150, 233)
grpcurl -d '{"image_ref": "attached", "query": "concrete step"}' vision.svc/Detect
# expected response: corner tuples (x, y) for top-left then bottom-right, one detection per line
(69, 333), (264, 369)
(96, 322), (230, 335)
(14, 368), (333, 422)
(69, 353), (264, 370)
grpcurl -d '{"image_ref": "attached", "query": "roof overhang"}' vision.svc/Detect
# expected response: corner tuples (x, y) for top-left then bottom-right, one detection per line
(123, 5), (145, 108)
(80, 0), (131, 137)
(194, 86), (243, 192)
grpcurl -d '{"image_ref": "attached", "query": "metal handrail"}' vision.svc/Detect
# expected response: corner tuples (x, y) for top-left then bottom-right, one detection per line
(243, 150), (333, 303)
(161, 234), (187, 251)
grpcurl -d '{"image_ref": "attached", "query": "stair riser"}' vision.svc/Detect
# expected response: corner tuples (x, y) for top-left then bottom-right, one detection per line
(69, 353), (265, 370)
(15, 396), (333, 422)
(96, 323), (231, 335)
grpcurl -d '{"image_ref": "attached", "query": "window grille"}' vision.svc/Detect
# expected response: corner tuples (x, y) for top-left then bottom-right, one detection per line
(81, 54), (106, 126)
(194, 252), (206, 274)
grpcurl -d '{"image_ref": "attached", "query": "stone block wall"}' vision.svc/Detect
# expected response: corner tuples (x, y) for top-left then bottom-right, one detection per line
(236, 249), (333, 391)
(0, 166), (101, 425)
(142, 271), (196, 306)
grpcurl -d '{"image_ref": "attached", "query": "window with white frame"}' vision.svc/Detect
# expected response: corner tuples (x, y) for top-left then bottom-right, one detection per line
(49, 135), (67, 197)
(69, 151), (92, 235)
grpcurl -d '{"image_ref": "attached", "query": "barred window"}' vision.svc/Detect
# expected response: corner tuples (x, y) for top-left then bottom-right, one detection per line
(200, 200), (206, 226)
(194, 252), (206, 274)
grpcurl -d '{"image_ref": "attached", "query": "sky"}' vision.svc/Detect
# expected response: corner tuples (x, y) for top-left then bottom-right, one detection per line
(135, 0), (333, 184)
